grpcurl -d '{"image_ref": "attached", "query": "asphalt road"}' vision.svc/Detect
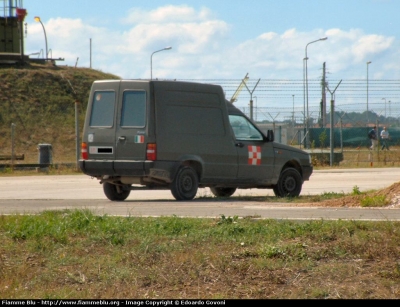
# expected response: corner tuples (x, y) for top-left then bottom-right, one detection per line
(1, 168), (400, 220)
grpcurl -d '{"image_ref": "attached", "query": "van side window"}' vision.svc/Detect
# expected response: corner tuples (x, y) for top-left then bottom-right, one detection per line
(161, 106), (225, 136)
(89, 91), (115, 127)
(229, 115), (263, 141)
(121, 91), (146, 127)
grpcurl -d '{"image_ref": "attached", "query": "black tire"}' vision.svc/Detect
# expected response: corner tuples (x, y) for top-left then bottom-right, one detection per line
(103, 182), (131, 201)
(170, 166), (199, 201)
(210, 187), (237, 197)
(273, 168), (303, 197)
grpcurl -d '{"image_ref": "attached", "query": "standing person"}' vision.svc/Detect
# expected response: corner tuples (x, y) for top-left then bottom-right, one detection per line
(380, 126), (390, 150)
(368, 125), (378, 150)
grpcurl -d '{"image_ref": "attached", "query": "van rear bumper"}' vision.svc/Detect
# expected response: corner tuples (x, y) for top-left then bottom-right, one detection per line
(79, 160), (154, 176)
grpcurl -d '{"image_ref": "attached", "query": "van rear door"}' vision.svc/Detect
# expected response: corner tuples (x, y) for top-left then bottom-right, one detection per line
(114, 81), (152, 175)
(83, 81), (120, 174)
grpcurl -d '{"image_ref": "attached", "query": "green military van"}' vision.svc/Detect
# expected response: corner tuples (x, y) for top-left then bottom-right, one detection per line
(79, 80), (313, 201)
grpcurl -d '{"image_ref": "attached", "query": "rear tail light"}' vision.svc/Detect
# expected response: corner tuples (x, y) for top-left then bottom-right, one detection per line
(81, 142), (88, 160)
(146, 143), (156, 161)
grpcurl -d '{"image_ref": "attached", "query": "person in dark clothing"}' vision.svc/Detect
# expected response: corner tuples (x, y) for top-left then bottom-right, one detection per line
(369, 126), (378, 150)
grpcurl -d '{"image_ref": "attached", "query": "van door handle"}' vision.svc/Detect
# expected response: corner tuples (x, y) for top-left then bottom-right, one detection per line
(118, 136), (126, 141)
(235, 142), (244, 148)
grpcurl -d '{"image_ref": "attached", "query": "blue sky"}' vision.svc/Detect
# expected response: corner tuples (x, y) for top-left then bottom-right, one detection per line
(13, 0), (400, 110)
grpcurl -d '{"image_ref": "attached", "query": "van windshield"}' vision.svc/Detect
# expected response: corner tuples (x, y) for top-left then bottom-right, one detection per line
(229, 115), (263, 141)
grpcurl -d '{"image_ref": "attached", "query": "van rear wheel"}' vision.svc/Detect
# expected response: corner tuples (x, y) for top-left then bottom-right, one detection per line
(210, 187), (237, 197)
(103, 182), (131, 201)
(273, 168), (302, 197)
(170, 166), (199, 201)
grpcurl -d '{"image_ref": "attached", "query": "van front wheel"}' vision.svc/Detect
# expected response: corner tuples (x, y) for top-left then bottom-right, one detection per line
(103, 182), (131, 201)
(273, 168), (302, 197)
(170, 166), (199, 201)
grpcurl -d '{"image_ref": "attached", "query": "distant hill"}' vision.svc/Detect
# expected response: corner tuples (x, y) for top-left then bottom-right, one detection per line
(0, 63), (120, 163)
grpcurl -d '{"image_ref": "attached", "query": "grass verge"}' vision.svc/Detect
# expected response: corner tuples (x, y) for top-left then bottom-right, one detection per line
(1, 210), (400, 299)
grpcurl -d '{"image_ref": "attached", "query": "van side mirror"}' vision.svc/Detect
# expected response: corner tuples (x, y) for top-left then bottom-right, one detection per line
(267, 130), (274, 142)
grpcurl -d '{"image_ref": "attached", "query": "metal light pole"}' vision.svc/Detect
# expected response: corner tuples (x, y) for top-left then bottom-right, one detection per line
(34, 16), (48, 60)
(304, 37), (328, 148)
(150, 47), (172, 80)
(366, 61), (372, 123)
(302, 58), (307, 148)
(382, 98), (386, 119)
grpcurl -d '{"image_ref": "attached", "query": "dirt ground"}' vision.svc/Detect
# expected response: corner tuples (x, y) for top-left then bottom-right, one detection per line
(298, 181), (400, 208)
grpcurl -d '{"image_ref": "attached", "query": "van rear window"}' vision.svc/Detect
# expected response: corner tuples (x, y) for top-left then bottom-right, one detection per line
(89, 91), (115, 127)
(120, 91), (146, 127)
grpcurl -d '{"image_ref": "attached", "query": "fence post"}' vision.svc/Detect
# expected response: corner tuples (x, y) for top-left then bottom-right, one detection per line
(11, 123), (16, 171)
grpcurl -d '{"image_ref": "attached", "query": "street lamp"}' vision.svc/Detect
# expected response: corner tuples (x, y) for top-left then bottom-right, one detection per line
(366, 61), (372, 123)
(34, 16), (48, 60)
(382, 98), (386, 119)
(150, 46), (172, 80)
(302, 57), (307, 147)
(304, 37), (328, 148)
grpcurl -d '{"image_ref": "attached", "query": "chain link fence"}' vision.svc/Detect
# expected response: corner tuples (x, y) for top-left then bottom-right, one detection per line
(237, 102), (400, 167)
(2, 77), (400, 167)
(203, 77), (400, 166)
